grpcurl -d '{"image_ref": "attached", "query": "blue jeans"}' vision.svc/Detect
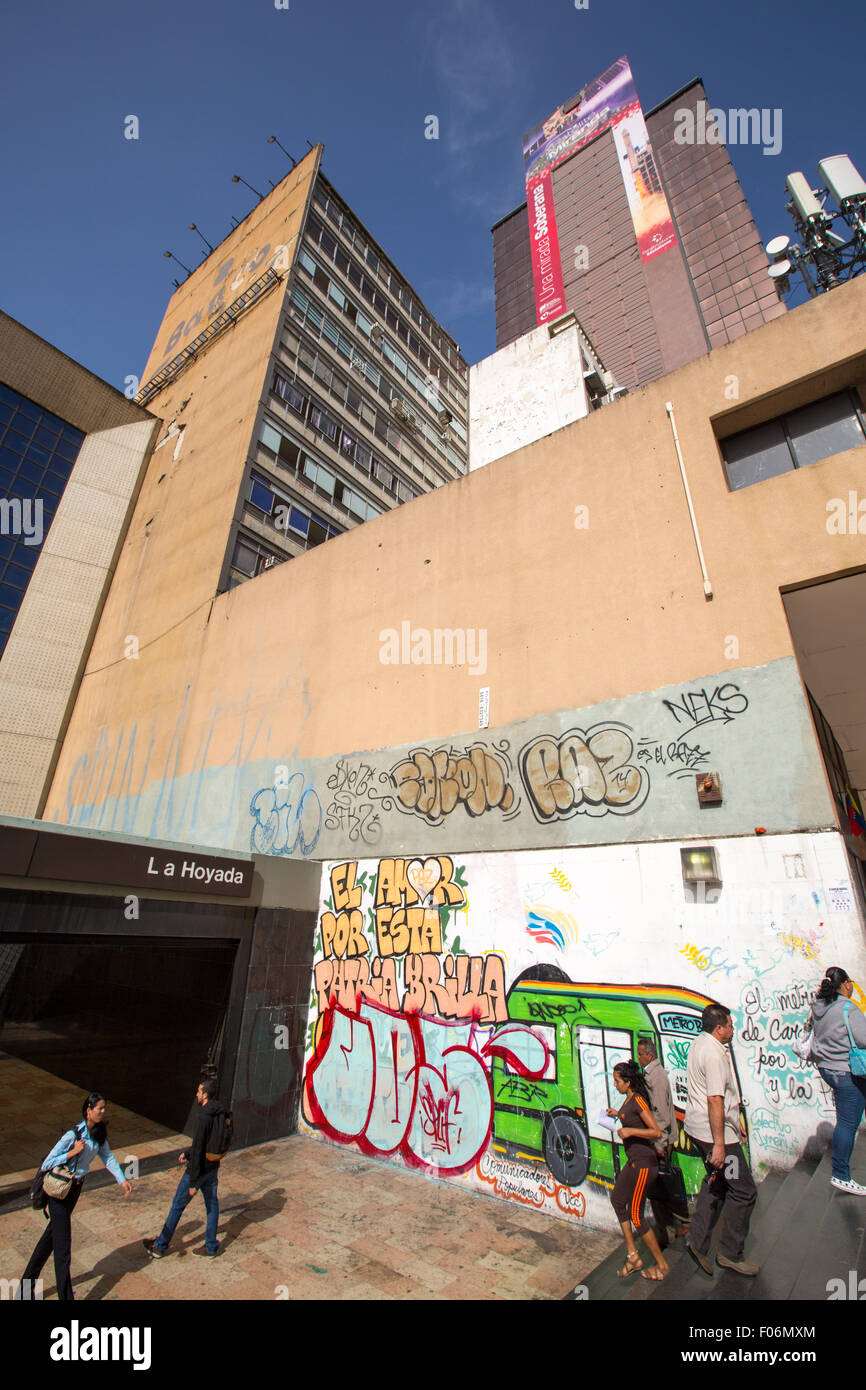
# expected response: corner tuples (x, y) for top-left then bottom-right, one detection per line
(155, 1168), (219, 1253)
(818, 1068), (866, 1180)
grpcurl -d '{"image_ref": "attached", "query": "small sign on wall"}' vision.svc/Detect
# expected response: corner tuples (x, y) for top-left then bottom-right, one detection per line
(827, 882), (854, 913)
(478, 686), (490, 729)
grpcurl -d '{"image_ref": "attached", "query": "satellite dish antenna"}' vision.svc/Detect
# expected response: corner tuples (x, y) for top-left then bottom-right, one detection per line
(766, 234), (790, 257)
(768, 260), (792, 278)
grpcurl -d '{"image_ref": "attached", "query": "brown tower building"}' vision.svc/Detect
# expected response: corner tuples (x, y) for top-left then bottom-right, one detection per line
(493, 67), (786, 392)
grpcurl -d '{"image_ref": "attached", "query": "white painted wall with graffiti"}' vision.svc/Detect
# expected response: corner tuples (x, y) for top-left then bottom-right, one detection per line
(299, 833), (866, 1231)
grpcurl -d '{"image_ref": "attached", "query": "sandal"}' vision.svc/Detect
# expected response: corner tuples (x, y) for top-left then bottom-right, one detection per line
(617, 1252), (642, 1277)
(641, 1265), (669, 1281)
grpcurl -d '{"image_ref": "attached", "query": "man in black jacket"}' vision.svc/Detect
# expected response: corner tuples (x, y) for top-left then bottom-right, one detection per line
(143, 1077), (228, 1259)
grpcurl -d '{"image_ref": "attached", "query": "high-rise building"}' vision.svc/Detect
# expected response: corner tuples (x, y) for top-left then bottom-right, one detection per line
(493, 59), (786, 391)
(135, 148), (468, 594)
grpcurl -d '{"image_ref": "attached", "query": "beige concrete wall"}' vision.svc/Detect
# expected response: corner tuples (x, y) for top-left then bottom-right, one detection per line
(43, 273), (866, 832)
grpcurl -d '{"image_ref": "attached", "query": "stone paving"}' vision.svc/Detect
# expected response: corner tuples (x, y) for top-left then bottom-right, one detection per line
(2, 1131), (618, 1301)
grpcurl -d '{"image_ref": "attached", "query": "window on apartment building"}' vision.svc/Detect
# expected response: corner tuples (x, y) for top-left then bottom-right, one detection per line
(722, 389), (866, 491)
(310, 405), (338, 441)
(272, 374), (308, 418)
(248, 476), (275, 514)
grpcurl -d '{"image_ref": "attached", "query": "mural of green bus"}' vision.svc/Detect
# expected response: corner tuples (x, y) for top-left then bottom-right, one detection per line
(491, 969), (749, 1194)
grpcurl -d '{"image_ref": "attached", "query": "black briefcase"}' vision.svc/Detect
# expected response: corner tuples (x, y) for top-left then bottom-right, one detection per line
(650, 1158), (689, 1218)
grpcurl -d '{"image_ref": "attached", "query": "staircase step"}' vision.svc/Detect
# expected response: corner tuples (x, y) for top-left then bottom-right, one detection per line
(731, 1146), (834, 1300)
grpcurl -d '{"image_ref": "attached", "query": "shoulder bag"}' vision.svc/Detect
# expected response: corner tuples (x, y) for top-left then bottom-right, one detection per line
(793, 1011), (814, 1061)
(41, 1123), (85, 1201)
(843, 1002), (866, 1076)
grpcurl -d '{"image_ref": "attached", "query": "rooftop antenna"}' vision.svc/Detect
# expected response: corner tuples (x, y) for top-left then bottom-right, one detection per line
(766, 153), (866, 300)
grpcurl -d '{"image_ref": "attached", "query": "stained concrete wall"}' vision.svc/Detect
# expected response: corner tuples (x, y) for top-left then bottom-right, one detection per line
(45, 656), (835, 861)
(41, 275), (866, 852)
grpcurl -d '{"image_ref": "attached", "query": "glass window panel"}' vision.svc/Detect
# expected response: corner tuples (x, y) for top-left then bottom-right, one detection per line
(0, 610), (12, 631)
(11, 547), (37, 570)
(307, 518), (328, 547)
(18, 461), (44, 486)
(0, 536), (15, 559)
(33, 423), (60, 446)
(0, 583), (22, 608)
(722, 421), (792, 490)
(54, 438), (82, 464)
(0, 464), (17, 489)
(299, 248), (316, 275)
(249, 479), (274, 513)
(328, 282), (345, 310)
(348, 262), (363, 289)
(277, 437), (300, 470)
(15, 399), (41, 423)
(366, 248), (379, 273)
(4, 429), (31, 455)
(303, 459), (318, 483)
(5, 561), (32, 585)
(25, 441), (51, 467)
(316, 466), (335, 495)
(260, 422), (282, 453)
(320, 232), (336, 259)
(0, 403), (14, 426)
(0, 385), (20, 408)
(786, 392), (866, 469)
(289, 507), (309, 536)
(232, 540), (258, 576)
(334, 248), (350, 276)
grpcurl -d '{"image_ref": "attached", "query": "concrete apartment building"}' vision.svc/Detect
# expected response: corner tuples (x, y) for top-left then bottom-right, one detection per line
(493, 59), (786, 392)
(2, 250), (860, 1231)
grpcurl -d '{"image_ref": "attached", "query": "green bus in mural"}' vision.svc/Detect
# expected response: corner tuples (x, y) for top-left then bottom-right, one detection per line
(491, 969), (749, 1194)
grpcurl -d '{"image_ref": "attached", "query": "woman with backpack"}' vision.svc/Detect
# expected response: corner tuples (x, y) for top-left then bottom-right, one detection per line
(808, 966), (866, 1195)
(21, 1091), (132, 1300)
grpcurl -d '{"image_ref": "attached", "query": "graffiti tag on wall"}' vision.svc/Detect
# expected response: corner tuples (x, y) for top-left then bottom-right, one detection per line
(519, 725), (650, 824)
(305, 1001), (548, 1176)
(386, 743), (519, 825)
(737, 979), (833, 1111)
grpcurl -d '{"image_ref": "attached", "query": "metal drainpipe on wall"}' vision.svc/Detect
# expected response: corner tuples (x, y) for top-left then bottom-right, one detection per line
(665, 401), (714, 601)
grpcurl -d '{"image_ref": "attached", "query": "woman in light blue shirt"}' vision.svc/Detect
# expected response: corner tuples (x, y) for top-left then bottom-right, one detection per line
(20, 1091), (132, 1300)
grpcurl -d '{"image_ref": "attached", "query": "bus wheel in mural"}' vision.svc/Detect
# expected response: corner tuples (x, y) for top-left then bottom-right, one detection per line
(543, 1110), (590, 1187)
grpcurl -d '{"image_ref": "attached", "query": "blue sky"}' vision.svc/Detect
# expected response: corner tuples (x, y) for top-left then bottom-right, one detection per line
(1, 0), (863, 383)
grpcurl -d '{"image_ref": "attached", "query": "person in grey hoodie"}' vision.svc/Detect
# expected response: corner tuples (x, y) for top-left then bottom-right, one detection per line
(809, 966), (866, 1195)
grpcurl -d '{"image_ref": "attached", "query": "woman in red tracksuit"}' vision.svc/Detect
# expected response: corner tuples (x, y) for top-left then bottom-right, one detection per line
(609, 1060), (670, 1282)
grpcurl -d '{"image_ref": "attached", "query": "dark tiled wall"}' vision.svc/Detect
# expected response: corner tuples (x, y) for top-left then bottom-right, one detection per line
(0, 932), (236, 1132)
(647, 84), (787, 349)
(230, 906), (317, 1149)
(493, 205), (538, 350)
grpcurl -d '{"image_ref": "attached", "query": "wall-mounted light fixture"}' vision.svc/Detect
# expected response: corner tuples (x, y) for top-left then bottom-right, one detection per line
(681, 845), (721, 886)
